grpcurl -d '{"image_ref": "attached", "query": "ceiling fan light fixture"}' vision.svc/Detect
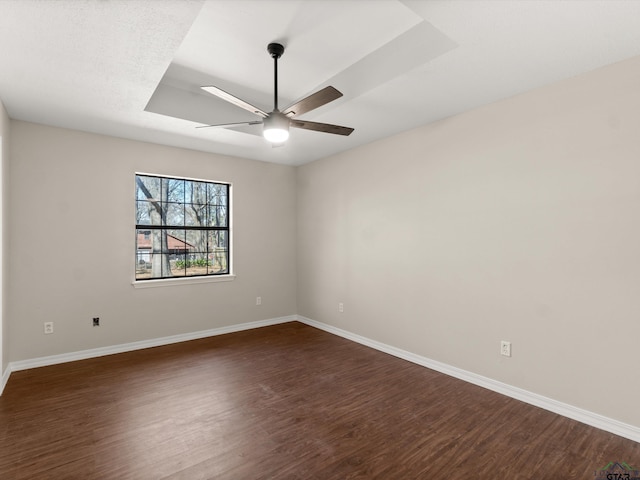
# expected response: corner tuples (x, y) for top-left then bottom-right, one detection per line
(263, 111), (290, 143)
(264, 128), (289, 143)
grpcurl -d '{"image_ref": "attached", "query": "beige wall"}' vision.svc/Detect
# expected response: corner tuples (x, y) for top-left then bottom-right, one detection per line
(0, 99), (9, 377)
(5, 54), (640, 430)
(8, 122), (297, 361)
(297, 55), (640, 427)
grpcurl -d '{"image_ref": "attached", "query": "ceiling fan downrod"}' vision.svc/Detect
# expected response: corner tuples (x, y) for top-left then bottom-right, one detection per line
(268, 43), (285, 111)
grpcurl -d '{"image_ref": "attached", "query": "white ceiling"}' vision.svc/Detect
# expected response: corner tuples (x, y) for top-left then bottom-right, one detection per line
(1, 0), (640, 166)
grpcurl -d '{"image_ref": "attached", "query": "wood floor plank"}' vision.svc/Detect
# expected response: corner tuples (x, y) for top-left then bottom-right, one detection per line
(1, 322), (638, 479)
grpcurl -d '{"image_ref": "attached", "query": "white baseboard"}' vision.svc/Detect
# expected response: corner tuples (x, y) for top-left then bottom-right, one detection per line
(0, 364), (10, 396)
(296, 315), (640, 444)
(4, 313), (639, 444)
(7, 315), (296, 375)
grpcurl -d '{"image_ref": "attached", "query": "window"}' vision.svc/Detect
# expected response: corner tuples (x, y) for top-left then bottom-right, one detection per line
(135, 174), (230, 281)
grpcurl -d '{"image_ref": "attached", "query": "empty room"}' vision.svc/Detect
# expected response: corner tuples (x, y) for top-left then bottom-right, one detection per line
(1, 1), (639, 478)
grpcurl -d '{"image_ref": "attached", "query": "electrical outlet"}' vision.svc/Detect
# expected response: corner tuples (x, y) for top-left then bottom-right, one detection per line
(44, 322), (54, 334)
(500, 341), (512, 357)
(256, 296), (262, 306)
(338, 302), (344, 313)
(93, 317), (100, 327)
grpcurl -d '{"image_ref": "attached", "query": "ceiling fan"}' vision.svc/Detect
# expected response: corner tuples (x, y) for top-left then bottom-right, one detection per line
(198, 42), (354, 144)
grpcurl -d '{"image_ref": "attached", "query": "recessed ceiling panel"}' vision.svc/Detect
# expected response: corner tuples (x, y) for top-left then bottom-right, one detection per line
(145, 1), (457, 146)
(170, 0), (423, 100)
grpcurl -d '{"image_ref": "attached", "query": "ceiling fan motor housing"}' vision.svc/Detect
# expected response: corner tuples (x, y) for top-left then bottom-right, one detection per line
(263, 110), (290, 143)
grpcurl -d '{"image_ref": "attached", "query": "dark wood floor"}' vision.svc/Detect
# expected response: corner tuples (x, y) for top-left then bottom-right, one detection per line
(1, 322), (638, 479)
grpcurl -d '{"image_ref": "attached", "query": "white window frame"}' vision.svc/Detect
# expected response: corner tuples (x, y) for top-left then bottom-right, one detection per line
(132, 172), (235, 288)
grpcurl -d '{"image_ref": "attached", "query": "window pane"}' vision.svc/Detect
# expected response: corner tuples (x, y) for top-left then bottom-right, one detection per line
(170, 253), (187, 277)
(136, 201), (158, 225)
(136, 175), (160, 201)
(187, 181), (209, 204)
(167, 178), (185, 203)
(185, 253), (209, 276)
(207, 204), (227, 227)
(135, 229), (153, 279)
(208, 230), (227, 248)
(208, 230), (228, 274)
(167, 229), (189, 256)
(154, 254), (173, 278)
(209, 184), (227, 221)
(209, 183), (226, 202)
(210, 248), (228, 274)
(186, 230), (206, 253)
(185, 203), (207, 226)
(135, 229), (174, 279)
(137, 229), (166, 254)
(166, 202), (185, 227)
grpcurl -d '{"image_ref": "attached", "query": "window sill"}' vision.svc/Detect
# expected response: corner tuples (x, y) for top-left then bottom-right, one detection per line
(132, 274), (236, 289)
